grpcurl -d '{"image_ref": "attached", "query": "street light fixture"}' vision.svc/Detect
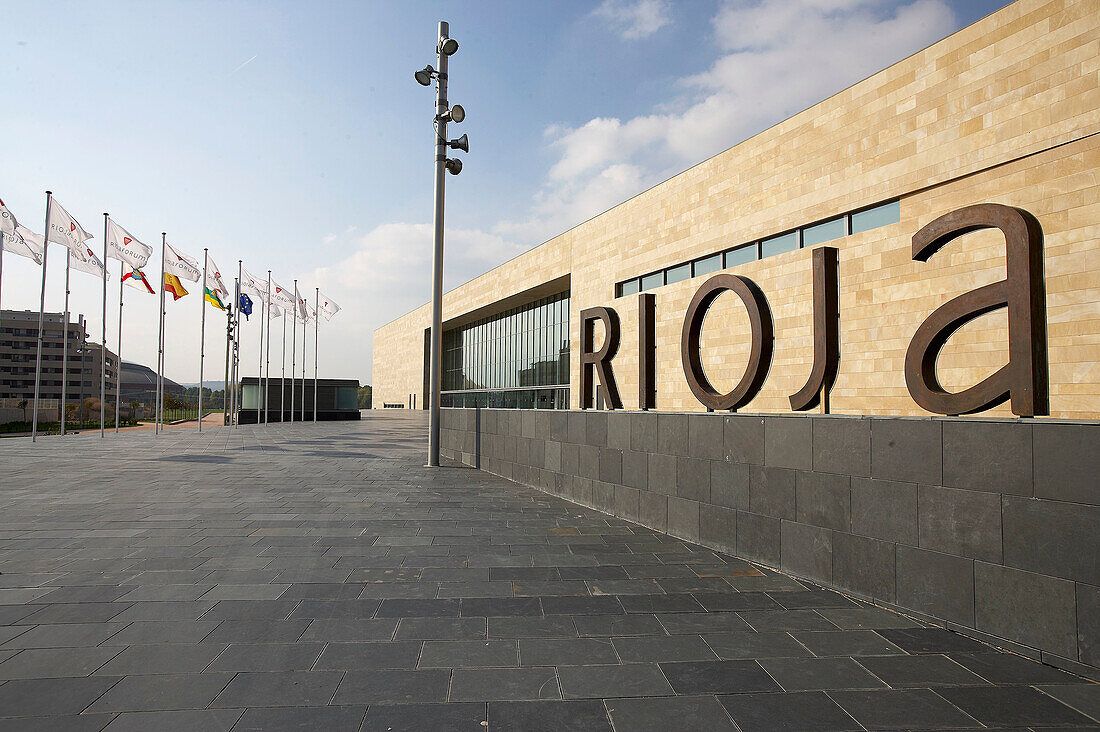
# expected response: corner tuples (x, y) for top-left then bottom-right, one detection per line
(418, 20), (468, 467)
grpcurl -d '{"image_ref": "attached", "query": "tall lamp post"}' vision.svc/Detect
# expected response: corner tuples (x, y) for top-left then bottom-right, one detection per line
(416, 20), (468, 467)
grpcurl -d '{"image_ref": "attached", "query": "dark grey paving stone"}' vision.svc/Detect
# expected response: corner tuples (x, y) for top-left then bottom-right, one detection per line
(558, 566), (628, 581)
(0, 714), (115, 732)
(815, 606), (918, 630)
(93, 644), (227, 675)
(758, 657), (889, 691)
(437, 582), (514, 599)
(99, 708), (244, 732)
(936, 685), (1094, 727)
(790, 630), (906, 657)
(542, 596), (623, 615)
(612, 635), (718, 662)
(199, 599), (298, 621)
(210, 670), (344, 707)
(1037, 683), (1100, 721)
(34, 586), (136, 604)
(232, 705), (367, 731)
(510, 580), (589, 597)
(360, 702), (486, 731)
(702, 632), (816, 659)
(377, 599), (460, 617)
(314, 641), (423, 670)
(420, 640), (518, 668)
(394, 617), (486, 640)
(855, 654), (990, 687)
(656, 612), (752, 634)
(737, 610), (838, 632)
(659, 659), (780, 694)
(450, 667), (561, 701)
(488, 699), (613, 731)
(692, 592), (781, 612)
(490, 568), (560, 581)
(519, 638), (618, 666)
(829, 688), (981, 730)
(17, 603), (131, 625)
(278, 583), (367, 600)
(460, 598), (542, 617)
(202, 619), (310, 644)
(617, 594), (705, 613)
(101, 620), (220, 645)
(0, 675), (121, 715)
(332, 669), (451, 704)
(717, 690), (859, 732)
(605, 695), (738, 731)
(876, 627), (989, 654)
(948, 652), (1081, 684)
(84, 672), (233, 712)
(109, 601), (216, 622)
(558, 663), (674, 698)
(287, 599), (380, 619)
(768, 590), (856, 609)
(573, 614), (665, 637)
(488, 616), (577, 638)
(205, 642), (325, 672)
(2, 622), (126, 649)
(0, 646), (122, 679)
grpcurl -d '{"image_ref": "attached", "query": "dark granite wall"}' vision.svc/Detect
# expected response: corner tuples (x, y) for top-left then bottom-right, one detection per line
(440, 409), (1099, 675)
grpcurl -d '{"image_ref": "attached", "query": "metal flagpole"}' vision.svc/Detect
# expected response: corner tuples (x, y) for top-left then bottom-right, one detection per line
(31, 190), (53, 443)
(291, 280), (297, 423)
(257, 276), (264, 425)
(280, 308), (286, 423)
(300, 313), (305, 422)
(115, 262), (123, 433)
(264, 271), (271, 426)
(314, 288), (319, 423)
(61, 251), (71, 435)
(155, 234), (166, 434)
(223, 298), (231, 426)
(100, 214), (108, 437)
(234, 260), (242, 427)
(0, 232), (5, 348)
(198, 248), (208, 432)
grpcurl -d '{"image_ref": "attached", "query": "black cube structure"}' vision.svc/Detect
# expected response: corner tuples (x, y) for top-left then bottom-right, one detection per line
(237, 377), (360, 423)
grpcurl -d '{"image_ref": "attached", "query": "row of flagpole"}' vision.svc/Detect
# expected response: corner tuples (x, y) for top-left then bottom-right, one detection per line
(0, 191), (341, 441)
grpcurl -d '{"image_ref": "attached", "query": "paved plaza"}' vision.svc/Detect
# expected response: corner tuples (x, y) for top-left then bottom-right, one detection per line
(0, 412), (1096, 731)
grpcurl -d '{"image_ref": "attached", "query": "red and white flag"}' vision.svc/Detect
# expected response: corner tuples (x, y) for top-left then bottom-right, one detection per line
(268, 302), (284, 319)
(106, 219), (153, 269)
(317, 292), (341, 321)
(47, 198), (94, 261)
(270, 280), (296, 310)
(3, 224), (45, 265)
(205, 254), (229, 299)
(69, 246), (109, 279)
(123, 267), (156, 294)
(241, 267), (268, 301)
(164, 242), (201, 282)
(0, 197), (18, 236)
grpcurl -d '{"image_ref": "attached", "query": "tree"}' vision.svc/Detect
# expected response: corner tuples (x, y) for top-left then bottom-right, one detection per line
(357, 385), (372, 409)
(17, 400), (28, 422)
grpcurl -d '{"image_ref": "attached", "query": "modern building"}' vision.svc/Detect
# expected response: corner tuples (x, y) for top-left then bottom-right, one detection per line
(374, 0), (1098, 674)
(237, 377), (361, 423)
(0, 309), (119, 404)
(119, 360), (185, 406)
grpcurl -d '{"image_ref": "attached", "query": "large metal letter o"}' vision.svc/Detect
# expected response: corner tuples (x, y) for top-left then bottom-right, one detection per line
(681, 274), (773, 411)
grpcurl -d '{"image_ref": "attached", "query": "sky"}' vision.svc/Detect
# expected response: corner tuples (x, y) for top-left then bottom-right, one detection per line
(1, 0), (1010, 385)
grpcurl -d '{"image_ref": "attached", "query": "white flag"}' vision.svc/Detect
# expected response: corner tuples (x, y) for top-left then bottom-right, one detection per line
(46, 198), (94, 261)
(3, 224), (45, 265)
(69, 246), (109, 280)
(106, 219), (153, 269)
(164, 242), (201, 282)
(296, 292), (311, 323)
(0, 197), (18, 236)
(270, 280), (296, 310)
(268, 302), (283, 319)
(241, 267), (267, 301)
(205, 254), (229, 298)
(317, 292), (341, 321)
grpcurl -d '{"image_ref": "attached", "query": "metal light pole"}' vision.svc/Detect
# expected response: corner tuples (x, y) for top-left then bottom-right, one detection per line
(419, 20), (467, 467)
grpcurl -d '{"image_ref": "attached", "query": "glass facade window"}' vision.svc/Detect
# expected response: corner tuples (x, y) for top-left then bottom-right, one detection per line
(802, 217), (846, 247)
(725, 244), (757, 268)
(640, 272), (663, 291)
(442, 291), (569, 409)
(665, 263), (691, 284)
(619, 278), (639, 297)
(693, 254), (722, 277)
(851, 200), (901, 234)
(760, 231), (799, 258)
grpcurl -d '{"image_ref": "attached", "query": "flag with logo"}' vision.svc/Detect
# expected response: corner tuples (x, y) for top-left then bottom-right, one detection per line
(106, 219), (153, 269)
(205, 255), (229, 300)
(0, 197), (18, 236)
(270, 280), (296, 310)
(2, 224), (45, 265)
(241, 267), (267, 301)
(268, 302), (283, 319)
(46, 198), (94, 261)
(295, 292), (311, 323)
(69, 246), (109, 279)
(204, 286), (226, 310)
(164, 273), (189, 300)
(164, 242), (202, 282)
(123, 267), (155, 294)
(317, 292), (341, 321)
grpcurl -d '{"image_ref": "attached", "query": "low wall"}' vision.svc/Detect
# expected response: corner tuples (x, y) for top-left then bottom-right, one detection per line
(441, 408), (1099, 676)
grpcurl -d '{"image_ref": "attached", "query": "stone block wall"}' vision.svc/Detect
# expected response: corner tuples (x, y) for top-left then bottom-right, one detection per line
(441, 408), (1099, 675)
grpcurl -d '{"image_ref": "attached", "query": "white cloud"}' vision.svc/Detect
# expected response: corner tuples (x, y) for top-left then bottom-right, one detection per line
(594, 0), (672, 40)
(500, 0), (955, 244)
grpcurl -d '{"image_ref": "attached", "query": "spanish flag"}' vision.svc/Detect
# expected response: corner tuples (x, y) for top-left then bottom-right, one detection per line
(204, 287), (226, 310)
(164, 273), (189, 301)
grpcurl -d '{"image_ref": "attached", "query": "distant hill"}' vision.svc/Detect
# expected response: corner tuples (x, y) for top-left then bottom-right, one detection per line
(178, 381), (229, 390)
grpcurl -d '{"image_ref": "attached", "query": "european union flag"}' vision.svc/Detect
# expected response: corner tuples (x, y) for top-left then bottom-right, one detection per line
(239, 293), (253, 320)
